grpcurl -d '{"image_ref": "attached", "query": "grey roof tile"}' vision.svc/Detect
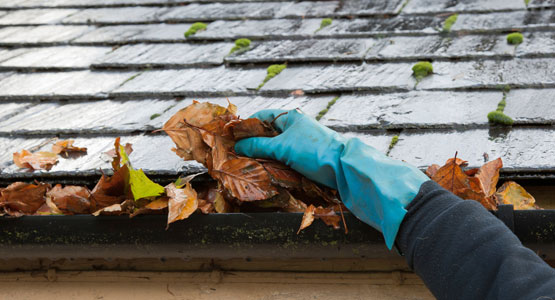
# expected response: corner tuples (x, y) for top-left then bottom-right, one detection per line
(321, 91), (502, 130)
(0, 0), (190, 8)
(336, 0), (405, 15)
(0, 46), (111, 69)
(452, 10), (555, 32)
(112, 67), (266, 96)
(0, 71), (135, 100)
(516, 32), (555, 57)
(192, 19), (319, 40)
(73, 24), (188, 44)
(402, 0), (525, 14)
(366, 35), (515, 60)
(341, 131), (393, 154)
(0, 99), (179, 134)
(0, 102), (33, 122)
(260, 64), (416, 93)
(226, 39), (375, 63)
(0, 8), (79, 25)
(161, 3), (286, 21)
(0, 25), (93, 45)
(94, 43), (230, 67)
(528, 0), (555, 8)
(416, 58), (555, 90)
(274, 1), (339, 18)
(62, 6), (172, 24)
(314, 16), (444, 37)
(0, 134), (203, 176)
(504, 89), (555, 125)
(390, 128), (555, 170)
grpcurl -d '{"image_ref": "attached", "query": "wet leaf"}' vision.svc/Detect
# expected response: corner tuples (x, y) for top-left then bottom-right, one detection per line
(51, 140), (87, 157)
(425, 164), (440, 178)
(46, 184), (91, 214)
(475, 158), (503, 198)
(90, 165), (129, 210)
(13, 150), (58, 171)
(261, 160), (303, 190)
(231, 118), (278, 140)
(315, 206), (341, 230)
(298, 204), (316, 234)
(118, 143), (165, 201)
(92, 200), (134, 216)
(211, 157), (278, 201)
(496, 181), (536, 210)
(431, 157), (470, 194)
(0, 182), (49, 215)
(166, 182), (198, 227)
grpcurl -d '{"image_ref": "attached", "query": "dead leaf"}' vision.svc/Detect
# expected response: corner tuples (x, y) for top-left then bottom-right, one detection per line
(0, 182), (50, 215)
(261, 160), (303, 190)
(425, 164), (440, 178)
(298, 204), (316, 234)
(431, 157), (470, 194)
(475, 158), (503, 198)
(290, 89), (305, 97)
(92, 200), (134, 216)
(46, 184), (91, 214)
(13, 150), (58, 171)
(90, 165), (129, 210)
(231, 118), (278, 140)
(52, 140), (87, 157)
(496, 181), (536, 210)
(315, 206), (341, 230)
(166, 182), (198, 228)
(211, 157), (279, 201)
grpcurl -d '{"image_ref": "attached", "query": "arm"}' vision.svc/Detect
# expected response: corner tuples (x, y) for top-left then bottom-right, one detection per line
(398, 180), (555, 300)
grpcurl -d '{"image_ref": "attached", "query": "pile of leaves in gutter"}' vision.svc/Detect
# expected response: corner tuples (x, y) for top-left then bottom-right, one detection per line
(0, 102), (539, 233)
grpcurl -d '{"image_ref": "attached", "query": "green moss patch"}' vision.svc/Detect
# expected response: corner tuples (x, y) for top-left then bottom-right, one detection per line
(387, 135), (399, 156)
(316, 96), (340, 121)
(412, 61), (433, 80)
(229, 38), (252, 55)
(184, 22), (207, 38)
(257, 64), (287, 90)
(507, 32), (524, 45)
(315, 18), (333, 33)
(442, 14), (458, 33)
(150, 113), (161, 120)
(488, 111), (514, 125)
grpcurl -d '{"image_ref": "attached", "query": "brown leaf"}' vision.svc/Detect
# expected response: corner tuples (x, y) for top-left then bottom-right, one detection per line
(425, 164), (440, 178)
(211, 157), (278, 201)
(92, 200), (134, 216)
(231, 118), (278, 140)
(0, 182), (49, 215)
(431, 158), (470, 194)
(13, 150), (58, 171)
(90, 165), (129, 210)
(290, 89), (305, 97)
(297, 204), (316, 234)
(261, 161), (303, 190)
(464, 168), (479, 176)
(315, 206), (341, 230)
(46, 184), (91, 214)
(166, 182), (198, 227)
(52, 140), (87, 157)
(475, 158), (503, 198)
(130, 197), (169, 217)
(445, 157), (468, 167)
(496, 181), (536, 210)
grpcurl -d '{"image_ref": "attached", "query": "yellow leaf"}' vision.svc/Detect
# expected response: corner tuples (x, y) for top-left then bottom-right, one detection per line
(495, 181), (536, 210)
(166, 182), (198, 228)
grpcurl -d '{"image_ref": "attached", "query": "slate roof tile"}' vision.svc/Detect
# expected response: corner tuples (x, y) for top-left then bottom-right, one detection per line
(0, 0), (553, 181)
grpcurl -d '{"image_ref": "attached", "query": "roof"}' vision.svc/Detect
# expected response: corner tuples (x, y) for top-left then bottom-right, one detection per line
(0, 0), (554, 183)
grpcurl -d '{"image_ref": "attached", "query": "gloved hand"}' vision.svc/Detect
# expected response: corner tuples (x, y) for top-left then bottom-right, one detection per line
(235, 109), (429, 249)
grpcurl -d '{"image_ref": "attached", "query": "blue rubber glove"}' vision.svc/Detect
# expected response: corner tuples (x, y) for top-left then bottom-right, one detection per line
(235, 109), (429, 249)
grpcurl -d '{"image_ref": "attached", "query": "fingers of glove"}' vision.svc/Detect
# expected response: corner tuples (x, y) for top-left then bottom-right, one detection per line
(234, 136), (279, 160)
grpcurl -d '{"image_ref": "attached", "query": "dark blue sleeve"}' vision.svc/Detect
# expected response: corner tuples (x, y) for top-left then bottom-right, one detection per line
(397, 180), (555, 300)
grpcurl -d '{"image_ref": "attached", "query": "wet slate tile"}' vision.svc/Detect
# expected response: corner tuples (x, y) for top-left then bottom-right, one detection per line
(112, 67), (266, 96)
(261, 63), (416, 93)
(95, 43), (230, 67)
(321, 91), (501, 130)
(314, 15), (444, 37)
(417, 58), (555, 90)
(528, 0), (555, 8)
(161, 2), (284, 21)
(403, 0), (525, 14)
(342, 131), (393, 154)
(516, 32), (555, 57)
(0, 134), (203, 176)
(367, 34), (515, 60)
(0, 99), (179, 134)
(0, 8), (79, 25)
(0, 46), (111, 69)
(336, 0), (405, 15)
(73, 24), (188, 44)
(504, 89), (555, 124)
(0, 0), (190, 8)
(275, 1), (338, 18)
(390, 128), (555, 170)
(192, 19), (320, 40)
(62, 7), (172, 24)
(0, 71), (135, 99)
(452, 10), (555, 32)
(0, 102), (33, 123)
(146, 95), (333, 129)
(226, 39), (375, 63)
(0, 25), (93, 45)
